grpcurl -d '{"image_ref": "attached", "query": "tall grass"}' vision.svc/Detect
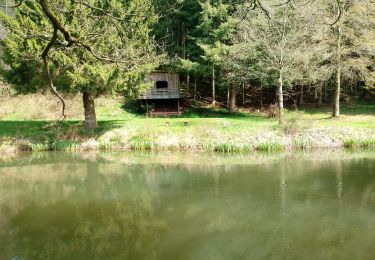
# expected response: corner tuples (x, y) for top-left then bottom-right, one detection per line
(343, 139), (375, 149)
(211, 143), (253, 153)
(31, 141), (80, 151)
(293, 139), (315, 150)
(256, 142), (284, 152)
(128, 135), (158, 151)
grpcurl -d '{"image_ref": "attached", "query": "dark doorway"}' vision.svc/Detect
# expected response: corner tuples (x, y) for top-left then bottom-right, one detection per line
(156, 81), (169, 89)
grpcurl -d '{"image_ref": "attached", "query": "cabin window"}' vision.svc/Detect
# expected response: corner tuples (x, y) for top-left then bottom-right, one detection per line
(156, 81), (168, 89)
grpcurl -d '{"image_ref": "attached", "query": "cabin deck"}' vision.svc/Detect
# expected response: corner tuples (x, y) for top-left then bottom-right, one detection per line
(140, 89), (182, 100)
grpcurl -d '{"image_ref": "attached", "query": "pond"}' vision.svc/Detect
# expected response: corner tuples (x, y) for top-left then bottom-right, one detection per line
(0, 150), (374, 259)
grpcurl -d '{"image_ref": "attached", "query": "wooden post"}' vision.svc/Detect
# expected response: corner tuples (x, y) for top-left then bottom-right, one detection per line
(146, 100), (149, 117)
(177, 99), (180, 116)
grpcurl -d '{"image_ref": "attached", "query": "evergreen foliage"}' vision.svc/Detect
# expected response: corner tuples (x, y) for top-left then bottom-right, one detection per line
(0, 0), (374, 125)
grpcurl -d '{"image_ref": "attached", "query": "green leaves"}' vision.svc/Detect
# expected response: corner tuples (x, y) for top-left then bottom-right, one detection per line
(0, 0), (161, 97)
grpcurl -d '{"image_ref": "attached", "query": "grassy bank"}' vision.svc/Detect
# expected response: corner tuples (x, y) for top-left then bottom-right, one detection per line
(0, 94), (374, 153)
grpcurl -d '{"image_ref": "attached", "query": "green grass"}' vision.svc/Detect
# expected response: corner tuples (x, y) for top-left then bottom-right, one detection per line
(0, 95), (374, 151)
(343, 138), (375, 148)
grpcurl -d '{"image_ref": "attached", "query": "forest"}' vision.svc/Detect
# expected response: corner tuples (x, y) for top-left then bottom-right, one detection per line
(1, 2), (375, 259)
(0, 0), (374, 153)
(1, 0), (374, 126)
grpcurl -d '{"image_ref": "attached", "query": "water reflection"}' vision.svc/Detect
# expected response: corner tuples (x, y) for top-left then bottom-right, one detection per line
(0, 151), (374, 259)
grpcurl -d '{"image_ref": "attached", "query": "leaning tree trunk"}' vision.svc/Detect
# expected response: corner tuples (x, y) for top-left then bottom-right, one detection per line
(229, 85), (236, 113)
(83, 91), (98, 129)
(211, 65), (216, 106)
(278, 71), (285, 125)
(333, 26), (342, 117)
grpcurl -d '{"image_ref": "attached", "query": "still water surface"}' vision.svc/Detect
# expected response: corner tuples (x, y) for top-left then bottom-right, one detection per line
(0, 151), (375, 260)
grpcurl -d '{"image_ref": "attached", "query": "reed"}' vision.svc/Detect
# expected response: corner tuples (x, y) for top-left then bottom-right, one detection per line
(256, 142), (284, 152)
(344, 139), (375, 148)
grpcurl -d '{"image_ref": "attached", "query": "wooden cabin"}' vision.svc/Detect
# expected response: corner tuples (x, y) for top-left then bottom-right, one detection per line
(139, 72), (185, 116)
(140, 72), (182, 100)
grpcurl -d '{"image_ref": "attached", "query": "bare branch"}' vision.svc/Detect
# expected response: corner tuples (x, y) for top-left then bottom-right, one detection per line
(41, 27), (66, 120)
(0, 0), (24, 8)
(328, 0), (343, 26)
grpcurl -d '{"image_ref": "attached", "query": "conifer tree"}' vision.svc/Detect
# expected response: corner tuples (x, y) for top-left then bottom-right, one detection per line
(0, 0), (159, 128)
(195, 0), (234, 106)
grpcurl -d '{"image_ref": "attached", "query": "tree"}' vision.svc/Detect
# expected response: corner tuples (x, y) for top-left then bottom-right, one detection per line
(235, 0), (313, 124)
(195, 0), (234, 106)
(0, 0), (160, 128)
(310, 0), (375, 117)
(220, 42), (255, 113)
(153, 0), (203, 97)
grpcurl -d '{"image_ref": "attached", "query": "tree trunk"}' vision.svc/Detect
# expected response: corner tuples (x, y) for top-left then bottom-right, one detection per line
(278, 71), (284, 125)
(83, 91), (98, 129)
(194, 77), (197, 100)
(229, 85), (236, 113)
(242, 82), (245, 106)
(211, 65), (216, 106)
(5, 0), (8, 15)
(227, 86), (230, 106)
(260, 81), (263, 107)
(299, 85), (304, 107)
(186, 74), (190, 97)
(318, 85), (323, 108)
(333, 26), (342, 118)
(324, 84), (327, 102)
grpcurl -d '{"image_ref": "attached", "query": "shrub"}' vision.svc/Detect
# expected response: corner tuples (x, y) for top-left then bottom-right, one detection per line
(280, 112), (309, 135)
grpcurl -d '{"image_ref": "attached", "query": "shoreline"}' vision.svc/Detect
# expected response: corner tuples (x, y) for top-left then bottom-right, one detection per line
(1, 146), (375, 167)
(1, 96), (374, 155)
(1, 128), (374, 154)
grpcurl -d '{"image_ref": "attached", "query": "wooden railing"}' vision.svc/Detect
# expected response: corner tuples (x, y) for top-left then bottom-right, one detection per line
(141, 87), (187, 99)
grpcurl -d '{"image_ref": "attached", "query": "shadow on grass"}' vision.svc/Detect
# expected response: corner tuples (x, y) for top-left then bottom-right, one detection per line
(121, 100), (147, 117)
(181, 107), (264, 120)
(0, 120), (124, 141)
(298, 101), (375, 116)
(123, 106), (264, 122)
(340, 102), (375, 115)
(121, 100), (265, 121)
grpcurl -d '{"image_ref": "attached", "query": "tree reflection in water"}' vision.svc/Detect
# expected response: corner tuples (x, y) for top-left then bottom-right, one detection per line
(0, 158), (167, 260)
(0, 151), (375, 260)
